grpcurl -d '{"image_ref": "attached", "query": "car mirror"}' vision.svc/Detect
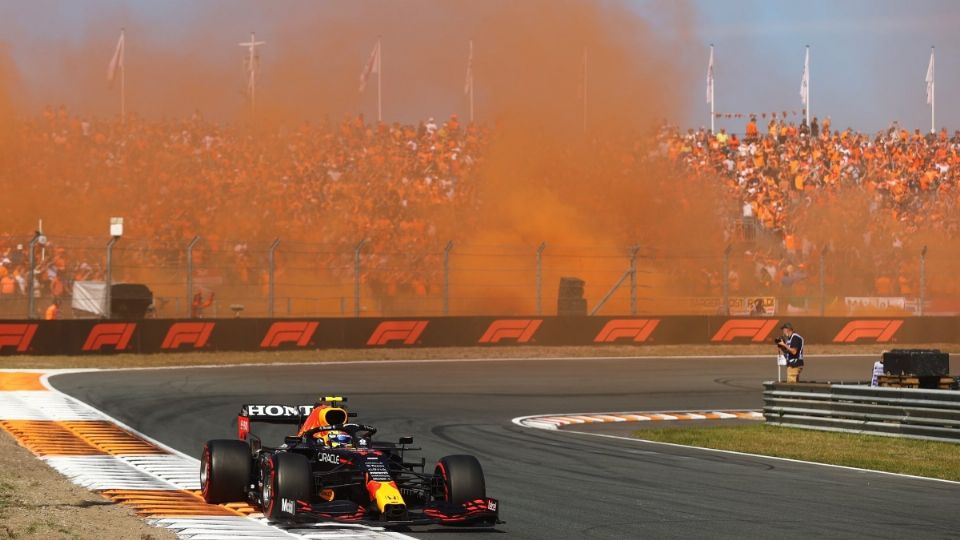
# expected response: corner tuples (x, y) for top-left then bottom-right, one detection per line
(398, 436), (414, 445)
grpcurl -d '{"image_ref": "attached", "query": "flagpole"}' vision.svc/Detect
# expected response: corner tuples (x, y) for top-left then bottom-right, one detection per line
(709, 44), (715, 133)
(250, 32), (256, 113)
(805, 45), (810, 125)
(931, 46), (935, 134)
(469, 40), (475, 124)
(377, 38), (382, 123)
(120, 28), (126, 123)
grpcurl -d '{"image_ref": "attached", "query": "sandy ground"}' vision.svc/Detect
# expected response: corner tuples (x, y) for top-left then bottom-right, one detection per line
(4, 343), (959, 370)
(0, 430), (176, 540)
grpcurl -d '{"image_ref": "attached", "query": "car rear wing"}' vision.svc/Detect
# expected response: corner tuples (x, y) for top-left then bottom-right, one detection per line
(237, 404), (314, 440)
(237, 399), (353, 440)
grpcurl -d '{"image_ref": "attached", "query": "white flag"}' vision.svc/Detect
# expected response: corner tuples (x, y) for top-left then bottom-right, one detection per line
(800, 47), (809, 106)
(107, 30), (124, 84)
(464, 40), (474, 95)
(926, 48), (935, 105)
(706, 46), (714, 104)
(359, 41), (380, 92)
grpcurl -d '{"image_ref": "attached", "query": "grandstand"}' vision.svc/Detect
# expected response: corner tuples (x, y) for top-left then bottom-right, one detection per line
(1, 107), (959, 318)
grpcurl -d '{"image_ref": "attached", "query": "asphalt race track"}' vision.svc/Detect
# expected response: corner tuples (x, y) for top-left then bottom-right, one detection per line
(51, 355), (959, 539)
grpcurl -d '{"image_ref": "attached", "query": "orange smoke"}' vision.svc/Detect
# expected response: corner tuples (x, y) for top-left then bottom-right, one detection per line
(0, 2), (739, 316)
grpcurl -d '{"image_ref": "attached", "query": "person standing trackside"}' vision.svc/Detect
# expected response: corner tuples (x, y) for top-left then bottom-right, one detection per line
(776, 322), (804, 383)
(871, 356), (885, 387)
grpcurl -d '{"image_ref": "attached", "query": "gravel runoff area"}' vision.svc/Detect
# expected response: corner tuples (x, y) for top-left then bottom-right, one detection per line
(0, 429), (177, 540)
(4, 343), (960, 369)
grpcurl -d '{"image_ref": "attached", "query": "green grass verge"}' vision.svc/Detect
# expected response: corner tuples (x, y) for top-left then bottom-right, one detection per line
(633, 423), (960, 482)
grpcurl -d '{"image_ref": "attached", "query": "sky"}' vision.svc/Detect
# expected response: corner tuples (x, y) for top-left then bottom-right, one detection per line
(686, 0), (959, 133)
(0, 0), (957, 132)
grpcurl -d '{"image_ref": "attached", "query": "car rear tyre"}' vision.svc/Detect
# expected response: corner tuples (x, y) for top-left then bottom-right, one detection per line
(262, 452), (312, 520)
(200, 439), (251, 503)
(434, 455), (486, 504)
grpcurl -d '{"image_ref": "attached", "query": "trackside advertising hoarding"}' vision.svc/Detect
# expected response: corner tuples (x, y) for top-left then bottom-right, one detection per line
(0, 316), (958, 355)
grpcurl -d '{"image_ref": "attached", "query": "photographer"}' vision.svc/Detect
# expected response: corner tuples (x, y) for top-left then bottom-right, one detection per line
(776, 322), (804, 383)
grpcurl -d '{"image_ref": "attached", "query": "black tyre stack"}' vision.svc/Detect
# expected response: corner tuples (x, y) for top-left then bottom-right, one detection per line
(557, 277), (587, 316)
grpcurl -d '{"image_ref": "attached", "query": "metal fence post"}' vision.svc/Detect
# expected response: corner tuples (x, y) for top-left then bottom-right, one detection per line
(819, 246), (828, 316)
(920, 245), (928, 316)
(535, 242), (546, 316)
(721, 244), (732, 316)
(443, 241), (453, 316)
(629, 245), (640, 316)
(267, 238), (280, 317)
(26, 231), (41, 319)
(354, 240), (366, 318)
(185, 235), (200, 318)
(105, 236), (119, 319)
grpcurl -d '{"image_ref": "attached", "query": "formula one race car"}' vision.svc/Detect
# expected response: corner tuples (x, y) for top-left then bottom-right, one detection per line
(200, 396), (500, 528)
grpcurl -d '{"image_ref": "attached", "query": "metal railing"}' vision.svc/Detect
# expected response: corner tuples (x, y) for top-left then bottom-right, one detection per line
(763, 382), (960, 443)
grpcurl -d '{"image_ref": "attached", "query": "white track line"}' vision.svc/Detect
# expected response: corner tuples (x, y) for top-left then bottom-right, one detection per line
(2, 353), (877, 374)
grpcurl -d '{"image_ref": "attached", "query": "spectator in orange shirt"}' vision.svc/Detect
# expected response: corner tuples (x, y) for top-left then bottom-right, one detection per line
(44, 298), (61, 320)
(745, 117), (759, 142)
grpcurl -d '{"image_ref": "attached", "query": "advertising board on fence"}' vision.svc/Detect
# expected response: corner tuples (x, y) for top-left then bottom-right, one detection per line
(682, 297), (777, 316)
(1, 315), (958, 356)
(843, 297), (919, 315)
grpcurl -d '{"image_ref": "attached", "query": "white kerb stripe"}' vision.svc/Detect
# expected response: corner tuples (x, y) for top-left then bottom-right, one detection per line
(0, 391), (105, 421)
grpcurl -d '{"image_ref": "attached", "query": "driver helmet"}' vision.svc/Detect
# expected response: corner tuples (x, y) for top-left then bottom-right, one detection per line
(325, 431), (352, 448)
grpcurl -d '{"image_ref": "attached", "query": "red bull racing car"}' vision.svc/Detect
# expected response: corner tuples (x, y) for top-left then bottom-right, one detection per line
(200, 396), (500, 528)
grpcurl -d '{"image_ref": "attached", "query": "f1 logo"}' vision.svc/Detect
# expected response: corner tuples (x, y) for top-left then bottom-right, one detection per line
(479, 319), (542, 344)
(833, 320), (903, 343)
(367, 321), (428, 346)
(260, 321), (318, 348)
(711, 319), (780, 342)
(82, 323), (136, 352)
(161, 322), (215, 350)
(0, 323), (38, 353)
(594, 319), (660, 343)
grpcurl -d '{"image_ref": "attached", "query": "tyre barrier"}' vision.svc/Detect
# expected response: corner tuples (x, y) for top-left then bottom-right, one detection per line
(763, 382), (960, 443)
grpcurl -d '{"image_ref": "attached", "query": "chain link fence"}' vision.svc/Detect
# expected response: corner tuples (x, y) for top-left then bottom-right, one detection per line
(0, 233), (954, 319)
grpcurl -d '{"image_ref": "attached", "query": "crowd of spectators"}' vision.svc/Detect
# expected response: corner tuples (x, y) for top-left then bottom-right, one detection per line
(659, 116), (960, 302)
(2, 105), (959, 317)
(0, 106), (484, 315)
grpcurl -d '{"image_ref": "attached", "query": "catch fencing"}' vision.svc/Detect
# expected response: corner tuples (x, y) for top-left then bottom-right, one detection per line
(763, 382), (960, 443)
(2, 232), (960, 319)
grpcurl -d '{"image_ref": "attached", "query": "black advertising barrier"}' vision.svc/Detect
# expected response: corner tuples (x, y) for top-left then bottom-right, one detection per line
(0, 316), (958, 356)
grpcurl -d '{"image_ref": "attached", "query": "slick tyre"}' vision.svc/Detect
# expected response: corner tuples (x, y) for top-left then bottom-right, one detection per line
(200, 439), (251, 503)
(434, 455), (486, 504)
(261, 452), (312, 520)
